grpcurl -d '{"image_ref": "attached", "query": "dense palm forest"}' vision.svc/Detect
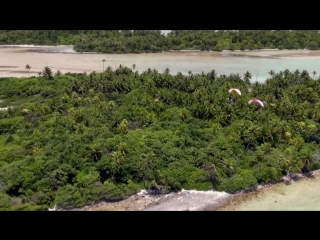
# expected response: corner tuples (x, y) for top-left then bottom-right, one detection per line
(1, 66), (320, 211)
(1, 30), (320, 53)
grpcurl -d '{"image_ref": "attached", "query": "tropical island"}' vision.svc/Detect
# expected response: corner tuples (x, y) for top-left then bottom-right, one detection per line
(1, 30), (320, 53)
(0, 65), (320, 211)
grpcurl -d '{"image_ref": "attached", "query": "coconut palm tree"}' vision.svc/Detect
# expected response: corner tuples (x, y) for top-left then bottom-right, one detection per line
(55, 70), (61, 76)
(268, 70), (275, 77)
(111, 151), (124, 164)
(25, 64), (31, 77)
(75, 123), (86, 135)
(243, 71), (252, 85)
(301, 70), (309, 78)
(294, 69), (300, 76)
(117, 119), (129, 133)
(117, 142), (129, 156)
(209, 70), (217, 81)
(102, 59), (106, 72)
(42, 66), (53, 80)
(87, 144), (102, 162)
(284, 69), (290, 78)
(299, 147), (316, 171)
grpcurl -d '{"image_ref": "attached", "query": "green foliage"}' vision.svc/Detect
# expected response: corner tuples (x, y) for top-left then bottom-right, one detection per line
(252, 164), (283, 183)
(54, 181), (141, 208)
(10, 203), (47, 211)
(162, 163), (211, 191)
(1, 30), (320, 53)
(215, 169), (258, 193)
(0, 193), (11, 210)
(75, 170), (100, 188)
(1, 66), (320, 210)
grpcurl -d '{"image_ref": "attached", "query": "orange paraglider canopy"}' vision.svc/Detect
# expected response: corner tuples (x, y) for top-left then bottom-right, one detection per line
(228, 88), (241, 96)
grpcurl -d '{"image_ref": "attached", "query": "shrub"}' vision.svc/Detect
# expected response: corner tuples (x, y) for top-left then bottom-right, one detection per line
(215, 169), (258, 193)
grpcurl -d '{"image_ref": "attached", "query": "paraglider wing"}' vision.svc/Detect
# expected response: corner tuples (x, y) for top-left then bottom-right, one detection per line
(228, 88), (241, 96)
(248, 98), (264, 107)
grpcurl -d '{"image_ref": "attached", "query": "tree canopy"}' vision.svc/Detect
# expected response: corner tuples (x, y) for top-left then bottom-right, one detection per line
(1, 30), (320, 53)
(1, 66), (320, 210)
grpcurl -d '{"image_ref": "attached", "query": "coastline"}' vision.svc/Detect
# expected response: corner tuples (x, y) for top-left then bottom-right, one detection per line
(2, 44), (320, 80)
(57, 189), (233, 211)
(53, 170), (320, 211)
(2, 44), (320, 210)
(216, 169), (320, 211)
(0, 44), (320, 56)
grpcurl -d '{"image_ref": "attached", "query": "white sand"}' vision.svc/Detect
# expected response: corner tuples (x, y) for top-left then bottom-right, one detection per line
(63, 171), (320, 211)
(143, 189), (231, 211)
(62, 189), (232, 211)
(2, 45), (320, 211)
(1, 45), (320, 81)
(66, 190), (171, 211)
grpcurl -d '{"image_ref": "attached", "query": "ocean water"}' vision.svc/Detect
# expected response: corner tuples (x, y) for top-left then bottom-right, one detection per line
(142, 174), (320, 211)
(217, 173), (320, 211)
(2, 45), (320, 211)
(1, 46), (320, 82)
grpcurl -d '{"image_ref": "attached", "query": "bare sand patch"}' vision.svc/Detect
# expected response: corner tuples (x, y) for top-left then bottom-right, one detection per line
(56, 189), (232, 211)
(1, 46), (320, 81)
(63, 190), (169, 211)
(143, 190), (231, 211)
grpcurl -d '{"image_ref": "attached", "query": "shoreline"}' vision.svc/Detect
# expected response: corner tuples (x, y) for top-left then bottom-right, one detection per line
(52, 170), (320, 211)
(2, 43), (320, 210)
(215, 169), (320, 211)
(1, 44), (320, 80)
(0, 44), (319, 55)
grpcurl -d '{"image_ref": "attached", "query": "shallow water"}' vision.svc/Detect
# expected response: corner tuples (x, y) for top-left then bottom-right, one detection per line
(1, 46), (320, 82)
(2, 44), (320, 211)
(218, 173), (320, 211)
(143, 173), (320, 211)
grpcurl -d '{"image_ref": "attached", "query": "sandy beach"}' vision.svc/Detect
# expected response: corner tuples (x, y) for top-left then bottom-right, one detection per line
(216, 170), (320, 211)
(55, 171), (320, 211)
(3, 44), (320, 211)
(1, 45), (320, 81)
(62, 189), (233, 211)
